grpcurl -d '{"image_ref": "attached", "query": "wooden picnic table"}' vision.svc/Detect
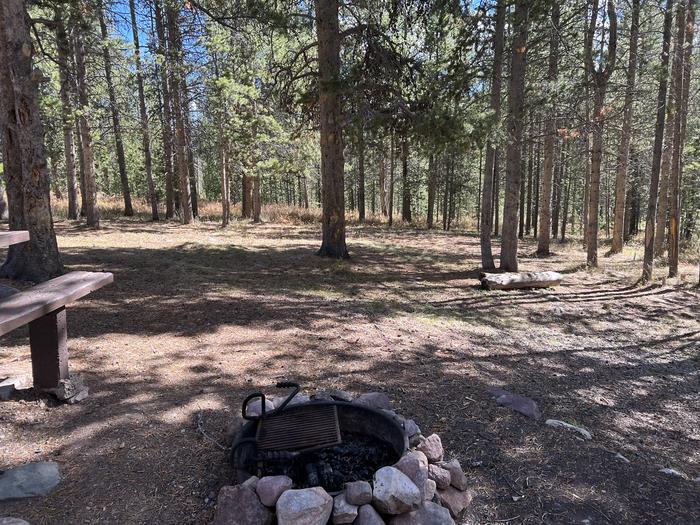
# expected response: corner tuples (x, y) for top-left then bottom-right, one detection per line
(0, 230), (30, 248)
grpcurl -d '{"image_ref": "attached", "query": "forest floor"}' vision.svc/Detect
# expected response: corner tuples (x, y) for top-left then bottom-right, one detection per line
(1, 218), (699, 525)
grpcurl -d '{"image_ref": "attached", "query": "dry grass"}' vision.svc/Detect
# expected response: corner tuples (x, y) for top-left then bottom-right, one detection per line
(0, 217), (698, 525)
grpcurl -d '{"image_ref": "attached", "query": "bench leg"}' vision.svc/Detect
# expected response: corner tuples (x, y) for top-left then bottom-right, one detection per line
(29, 306), (69, 391)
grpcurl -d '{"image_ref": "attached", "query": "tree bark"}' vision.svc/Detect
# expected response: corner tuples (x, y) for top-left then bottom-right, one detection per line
(379, 140), (388, 217)
(99, 6), (132, 217)
(165, 3), (192, 224)
(0, 0), (63, 281)
(242, 175), (253, 218)
(668, 0), (696, 277)
(154, 0), (174, 218)
(427, 153), (436, 229)
(401, 136), (411, 222)
(54, 11), (78, 220)
(642, 0), (675, 282)
(585, 0), (618, 267)
(252, 175), (261, 223)
(499, 0), (529, 272)
(611, 0), (640, 253)
(537, 1), (559, 255)
(388, 131), (395, 227)
(72, 6), (99, 228)
(479, 0), (506, 269)
(129, 0), (158, 220)
(357, 126), (365, 222)
(316, 0), (347, 257)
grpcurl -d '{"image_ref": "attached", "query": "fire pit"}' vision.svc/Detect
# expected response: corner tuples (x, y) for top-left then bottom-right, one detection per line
(218, 384), (474, 524)
(231, 382), (407, 491)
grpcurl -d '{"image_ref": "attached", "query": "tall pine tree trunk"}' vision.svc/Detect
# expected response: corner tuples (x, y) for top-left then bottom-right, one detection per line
(166, 3), (192, 224)
(611, 0), (640, 253)
(500, 0), (528, 272)
(129, 0), (158, 220)
(54, 11), (78, 220)
(154, 0), (174, 218)
(357, 126), (365, 222)
(72, 6), (99, 228)
(388, 131), (395, 227)
(642, 0), (675, 281)
(379, 140), (388, 217)
(427, 153), (436, 229)
(316, 0), (347, 257)
(479, 0), (505, 269)
(585, 0), (617, 267)
(401, 136), (411, 222)
(0, 0), (63, 280)
(537, 2), (559, 255)
(99, 6), (132, 217)
(668, 0), (696, 277)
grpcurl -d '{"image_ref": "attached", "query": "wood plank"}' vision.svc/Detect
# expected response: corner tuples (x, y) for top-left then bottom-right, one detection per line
(0, 271), (113, 336)
(0, 231), (30, 248)
(480, 271), (563, 290)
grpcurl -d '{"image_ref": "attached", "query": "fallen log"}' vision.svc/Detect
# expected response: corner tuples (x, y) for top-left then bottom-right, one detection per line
(479, 271), (563, 290)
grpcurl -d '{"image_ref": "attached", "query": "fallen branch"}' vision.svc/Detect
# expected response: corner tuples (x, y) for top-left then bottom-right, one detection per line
(480, 271), (563, 290)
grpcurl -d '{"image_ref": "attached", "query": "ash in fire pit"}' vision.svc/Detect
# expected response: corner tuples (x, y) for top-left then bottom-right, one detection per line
(264, 432), (396, 492)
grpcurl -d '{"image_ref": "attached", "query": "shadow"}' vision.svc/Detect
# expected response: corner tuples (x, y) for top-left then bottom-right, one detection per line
(1, 220), (699, 524)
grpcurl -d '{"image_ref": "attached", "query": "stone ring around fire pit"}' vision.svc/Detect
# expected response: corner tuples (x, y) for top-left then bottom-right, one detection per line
(216, 388), (474, 524)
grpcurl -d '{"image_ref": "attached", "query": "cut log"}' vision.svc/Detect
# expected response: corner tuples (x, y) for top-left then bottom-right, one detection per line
(480, 271), (563, 290)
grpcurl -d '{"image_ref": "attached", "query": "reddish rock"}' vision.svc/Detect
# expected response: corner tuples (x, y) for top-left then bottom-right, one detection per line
(344, 480), (372, 505)
(213, 485), (272, 525)
(437, 459), (469, 491)
(416, 434), (444, 463)
(389, 501), (455, 525)
(256, 475), (293, 506)
(437, 486), (473, 518)
(428, 464), (451, 489)
(394, 455), (428, 500)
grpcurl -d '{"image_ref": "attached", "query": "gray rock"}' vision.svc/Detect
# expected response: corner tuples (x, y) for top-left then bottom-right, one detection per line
(423, 479), (437, 501)
(344, 480), (372, 505)
(256, 475), (293, 506)
(403, 419), (421, 438)
(332, 493), (358, 524)
(242, 475), (260, 490)
(329, 389), (353, 402)
(405, 450), (428, 468)
(372, 466), (421, 515)
(437, 459), (469, 491)
(428, 464), (451, 489)
(50, 376), (88, 404)
(353, 392), (392, 410)
(394, 455), (428, 500)
(245, 398), (275, 417)
(311, 390), (333, 401)
(0, 462), (60, 501)
(545, 419), (592, 440)
(213, 484), (273, 525)
(276, 487), (332, 525)
(487, 387), (541, 419)
(287, 394), (311, 407)
(356, 504), (386, 525)
(0, 378), (17, 401)
(437, 487), (473, 518)
(389, 501), (456, 525)
(409, 433), (423, 448)
(416, 434), (444, 463)
(0, 519), (31, 525)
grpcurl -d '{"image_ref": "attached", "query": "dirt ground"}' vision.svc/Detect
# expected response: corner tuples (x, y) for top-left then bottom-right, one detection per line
(1, 219), (698, 525)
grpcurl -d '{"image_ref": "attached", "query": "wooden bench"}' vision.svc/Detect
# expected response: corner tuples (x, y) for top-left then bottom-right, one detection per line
(0, 271), (113, 395)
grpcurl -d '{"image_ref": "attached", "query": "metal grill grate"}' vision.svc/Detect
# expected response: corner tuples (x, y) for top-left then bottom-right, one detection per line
(256, 404), (341, 452)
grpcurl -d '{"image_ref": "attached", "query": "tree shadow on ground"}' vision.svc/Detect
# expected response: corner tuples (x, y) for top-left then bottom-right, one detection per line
(1, 223), (698, 524)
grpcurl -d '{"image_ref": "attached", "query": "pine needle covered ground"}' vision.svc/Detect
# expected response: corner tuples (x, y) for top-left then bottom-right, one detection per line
(1, 218), (698, 524)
